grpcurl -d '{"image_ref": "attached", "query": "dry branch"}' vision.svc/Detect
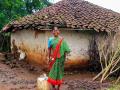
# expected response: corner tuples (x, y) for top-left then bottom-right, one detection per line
(93, 32), (120, 83)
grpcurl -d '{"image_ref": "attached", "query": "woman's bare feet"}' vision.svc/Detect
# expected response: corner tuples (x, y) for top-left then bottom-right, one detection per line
(57, 85), (61, 90)
(52, 85), (56, 90)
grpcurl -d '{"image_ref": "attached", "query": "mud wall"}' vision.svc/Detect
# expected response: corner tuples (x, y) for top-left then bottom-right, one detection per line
(11, 29), (98, 69)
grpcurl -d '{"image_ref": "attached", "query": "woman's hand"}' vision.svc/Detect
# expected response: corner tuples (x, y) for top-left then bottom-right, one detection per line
(47, 57), (50, 64)
(65, 52), (71, 60)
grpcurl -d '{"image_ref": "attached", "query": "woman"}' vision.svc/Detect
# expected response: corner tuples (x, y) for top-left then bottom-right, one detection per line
(47, 27), (70, 90)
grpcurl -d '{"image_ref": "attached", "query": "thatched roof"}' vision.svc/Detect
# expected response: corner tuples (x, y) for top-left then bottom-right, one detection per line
(2, 0), (120, 32)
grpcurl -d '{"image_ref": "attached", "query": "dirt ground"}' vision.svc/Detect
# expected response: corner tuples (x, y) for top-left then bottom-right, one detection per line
(0, 59), (110, 90)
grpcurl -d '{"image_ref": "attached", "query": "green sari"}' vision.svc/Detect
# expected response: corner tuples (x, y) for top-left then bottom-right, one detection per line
(47, 37), (70, 85)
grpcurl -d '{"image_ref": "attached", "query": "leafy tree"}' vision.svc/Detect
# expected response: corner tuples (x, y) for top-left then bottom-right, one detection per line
(24, 0), (51, 13)
(0, 0), (51, 30)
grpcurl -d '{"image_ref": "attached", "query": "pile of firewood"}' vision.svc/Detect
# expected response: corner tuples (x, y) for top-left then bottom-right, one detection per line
(93, 33), (120, 83)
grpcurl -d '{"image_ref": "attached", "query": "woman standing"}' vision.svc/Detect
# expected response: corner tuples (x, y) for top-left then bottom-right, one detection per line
(47, 27), (70, 90)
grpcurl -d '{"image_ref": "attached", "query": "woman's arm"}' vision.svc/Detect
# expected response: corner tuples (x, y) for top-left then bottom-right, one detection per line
(48, 37), (53, 62)
(48, 48), (51, 62)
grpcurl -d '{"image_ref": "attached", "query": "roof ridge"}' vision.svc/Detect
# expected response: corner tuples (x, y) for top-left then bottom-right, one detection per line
(2, 0), (120, 32)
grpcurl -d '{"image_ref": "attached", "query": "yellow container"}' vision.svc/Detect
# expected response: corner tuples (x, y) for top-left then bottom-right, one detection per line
(37, 74), (51, 90)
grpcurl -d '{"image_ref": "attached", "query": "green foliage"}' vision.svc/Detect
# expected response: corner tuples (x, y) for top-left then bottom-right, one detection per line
(107, 84), (120, 90)
(24, 0), (51, 13)
(0, 0), (51, 30)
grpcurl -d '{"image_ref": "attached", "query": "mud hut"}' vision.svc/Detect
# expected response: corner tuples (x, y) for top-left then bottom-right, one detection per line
(2, 0), (120, 69)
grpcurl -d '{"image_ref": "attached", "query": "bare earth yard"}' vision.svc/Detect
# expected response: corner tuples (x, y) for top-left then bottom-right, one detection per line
(0, 60), (111, 90)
